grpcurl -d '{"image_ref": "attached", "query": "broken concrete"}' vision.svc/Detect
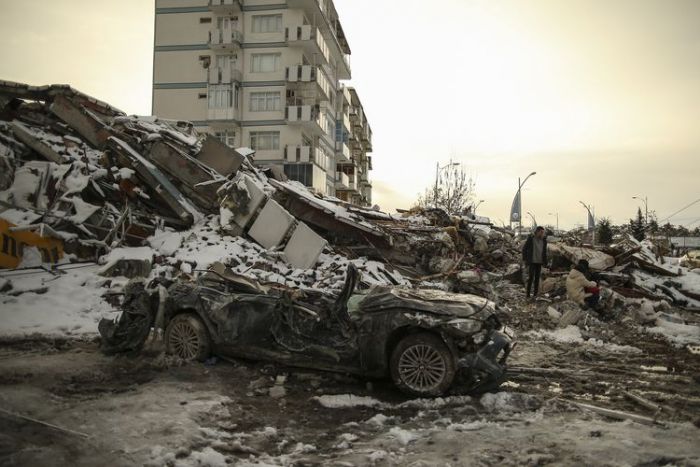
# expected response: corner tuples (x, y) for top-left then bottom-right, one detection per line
(248, 199), (295, 250)
(283, 222), (327, 269)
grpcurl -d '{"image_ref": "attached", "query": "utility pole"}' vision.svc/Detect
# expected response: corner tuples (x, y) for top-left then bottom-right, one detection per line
(579, 201), (595, 245)
(633, 195), (649, 225)
(512, 171), (536, 235)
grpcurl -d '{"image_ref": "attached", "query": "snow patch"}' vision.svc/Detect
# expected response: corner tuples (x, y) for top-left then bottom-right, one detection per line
(313, 394), (382, 408)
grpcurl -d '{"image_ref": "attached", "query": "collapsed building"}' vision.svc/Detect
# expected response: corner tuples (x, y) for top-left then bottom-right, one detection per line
(1, 80), (698, 350)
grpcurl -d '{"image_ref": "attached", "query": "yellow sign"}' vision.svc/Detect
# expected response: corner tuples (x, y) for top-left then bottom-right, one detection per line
(0, 218), (64, 269)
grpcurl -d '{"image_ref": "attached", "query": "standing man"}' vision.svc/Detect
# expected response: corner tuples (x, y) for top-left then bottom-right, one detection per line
(522, 226), (548, 298)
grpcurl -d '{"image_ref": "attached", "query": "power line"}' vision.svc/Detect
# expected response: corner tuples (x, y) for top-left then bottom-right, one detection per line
(658, 197), (700, 223)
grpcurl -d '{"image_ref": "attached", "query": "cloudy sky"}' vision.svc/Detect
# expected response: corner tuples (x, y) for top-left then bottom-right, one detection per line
(1, 0), (698, 229)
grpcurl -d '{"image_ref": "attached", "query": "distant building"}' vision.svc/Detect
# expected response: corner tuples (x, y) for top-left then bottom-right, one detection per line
(152, 0), (373, 205)
(669, 237), (700, 253)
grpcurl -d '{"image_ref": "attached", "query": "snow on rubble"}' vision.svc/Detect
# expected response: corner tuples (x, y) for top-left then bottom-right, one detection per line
(0, 264), (119, 337)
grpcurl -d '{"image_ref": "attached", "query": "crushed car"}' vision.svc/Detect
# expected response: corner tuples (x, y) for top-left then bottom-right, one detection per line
(99, 264), (514, 397)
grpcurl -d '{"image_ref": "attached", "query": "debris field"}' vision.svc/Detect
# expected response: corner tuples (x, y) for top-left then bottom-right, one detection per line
(0, 81), (699, 466)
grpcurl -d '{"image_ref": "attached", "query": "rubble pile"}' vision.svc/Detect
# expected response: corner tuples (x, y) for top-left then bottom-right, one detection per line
(1, 80), (698, 349)
(0, 80), (519, 295)
(544, 233), (700, 311)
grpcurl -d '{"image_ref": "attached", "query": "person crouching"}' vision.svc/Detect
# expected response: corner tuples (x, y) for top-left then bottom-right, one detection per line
(566, 259), (600, 309)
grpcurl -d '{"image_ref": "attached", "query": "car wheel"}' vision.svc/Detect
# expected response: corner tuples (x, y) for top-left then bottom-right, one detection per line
(390, 332), (456, 397)
(165, 313), (211, 361)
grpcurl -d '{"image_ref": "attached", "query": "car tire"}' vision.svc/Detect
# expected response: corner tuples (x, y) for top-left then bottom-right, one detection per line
(165, 313), (211, 361)
(390, 332), (456, 397)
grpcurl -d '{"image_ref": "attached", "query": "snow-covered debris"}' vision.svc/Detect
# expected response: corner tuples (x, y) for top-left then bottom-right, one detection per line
(388, 426), (421, 445)
(0, 264), (118, 337)
(525, 326), (642, 353)
(313, 394), (383, 408)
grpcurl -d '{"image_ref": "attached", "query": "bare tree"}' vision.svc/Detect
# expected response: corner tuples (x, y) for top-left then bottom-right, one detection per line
(416, 164), (476, 215)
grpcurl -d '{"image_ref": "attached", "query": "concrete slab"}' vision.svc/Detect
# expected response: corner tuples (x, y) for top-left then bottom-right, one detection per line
(197, 135), (244, 177)
(283, 222), (327, 269)
(233, 174), (267, 229)
(248, 199), (295, 249)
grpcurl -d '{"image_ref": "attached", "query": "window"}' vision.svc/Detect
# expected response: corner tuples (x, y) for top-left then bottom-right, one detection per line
(215, 131), (236, 148)
(215, 54), (236, 69)
(200, 17), (212, 23)
(199, 55), (211, 69)
(250, 131), (280, 150)
(251, 53), (281, 73)
(252, 14), (283, 33)
(208, 84), (233, 108)
(217, 16), (238, 29)
(198, 93), (207, 99)
(250, 91), (281, 112)
(284, 163), (313, 186)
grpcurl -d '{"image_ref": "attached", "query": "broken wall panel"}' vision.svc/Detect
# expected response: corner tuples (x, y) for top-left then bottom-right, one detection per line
(230, 174), (267, 229)
(283, 221), (327, 269)
(148, 140), (225, 211)
(49, 95), (113, 149)
(248, 199), (295, 250)
(197, 135), (244, 177)
(269, 179), (391, 248)
(10, 121), (64, 164)
(107, 137), (201, 226)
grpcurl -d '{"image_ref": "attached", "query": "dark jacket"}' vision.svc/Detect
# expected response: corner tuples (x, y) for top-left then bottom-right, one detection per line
(522, 235), (548, 265)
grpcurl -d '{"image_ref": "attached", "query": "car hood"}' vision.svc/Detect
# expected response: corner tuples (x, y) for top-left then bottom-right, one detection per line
(356, 286), (497, 319)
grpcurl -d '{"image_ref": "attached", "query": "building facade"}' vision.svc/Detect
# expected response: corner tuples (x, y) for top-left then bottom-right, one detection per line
(153, 0), (373, 205)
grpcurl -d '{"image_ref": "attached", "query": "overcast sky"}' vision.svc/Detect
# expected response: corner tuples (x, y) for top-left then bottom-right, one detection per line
(1, 0), (698, 229)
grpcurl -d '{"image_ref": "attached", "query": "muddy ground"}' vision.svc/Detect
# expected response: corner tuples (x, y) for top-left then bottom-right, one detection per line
(1, 298), (699, 466)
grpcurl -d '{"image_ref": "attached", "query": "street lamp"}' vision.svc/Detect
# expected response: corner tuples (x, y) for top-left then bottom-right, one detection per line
(579, 201), (595, 245)
(632, 195), (649, 224)
(526, 211), (537, 227)
(474, 199), (485, 213)
(511, 171), (536, 234)
(434, 161), (460, 207)
(548, 212), (559, 233)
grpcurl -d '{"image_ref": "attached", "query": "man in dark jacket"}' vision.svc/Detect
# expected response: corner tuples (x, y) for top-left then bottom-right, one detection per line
(522, 226), (548, 298)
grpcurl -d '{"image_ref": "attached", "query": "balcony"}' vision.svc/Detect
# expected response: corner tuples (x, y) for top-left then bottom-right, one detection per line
(335, 171), (349, 190)
(207, 106), (239, 121)
(285, 105), (326, 136)
(361, 125), (373, 151)
(285, 25), (330, 65)
(359, 171), (370, 186)
(285, 65), (332, 101)
(284, 145), (328, 169)
(208, 66), (242, 85)
(208, 0), (241, 13)
(335, 141), (350, 163)
(286, 0), (352, 79)
(208, 27), (243, 51)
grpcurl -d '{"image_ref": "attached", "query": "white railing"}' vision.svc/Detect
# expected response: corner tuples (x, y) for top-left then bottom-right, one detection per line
(285, 25), (330, 64)
(209, 27), (243, 47)
(336, 141), (350, 160)
(209, 67), (242, 84)
(335, 171), (349, 189)
(207, 107), (238, 121)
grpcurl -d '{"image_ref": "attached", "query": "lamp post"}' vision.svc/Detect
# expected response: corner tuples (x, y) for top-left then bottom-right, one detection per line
(632, 195), (648, 224)
(474, 199), (485, 214)
(526, 211), (537, 227)
(434, 161), (460, 208)
(579, 201), (595, 245)
(548, 212), (559, 233)
(513, 171), (536, 234)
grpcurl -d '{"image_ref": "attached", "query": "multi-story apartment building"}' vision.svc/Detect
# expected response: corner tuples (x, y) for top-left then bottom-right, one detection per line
(152, 0), (373, 205)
